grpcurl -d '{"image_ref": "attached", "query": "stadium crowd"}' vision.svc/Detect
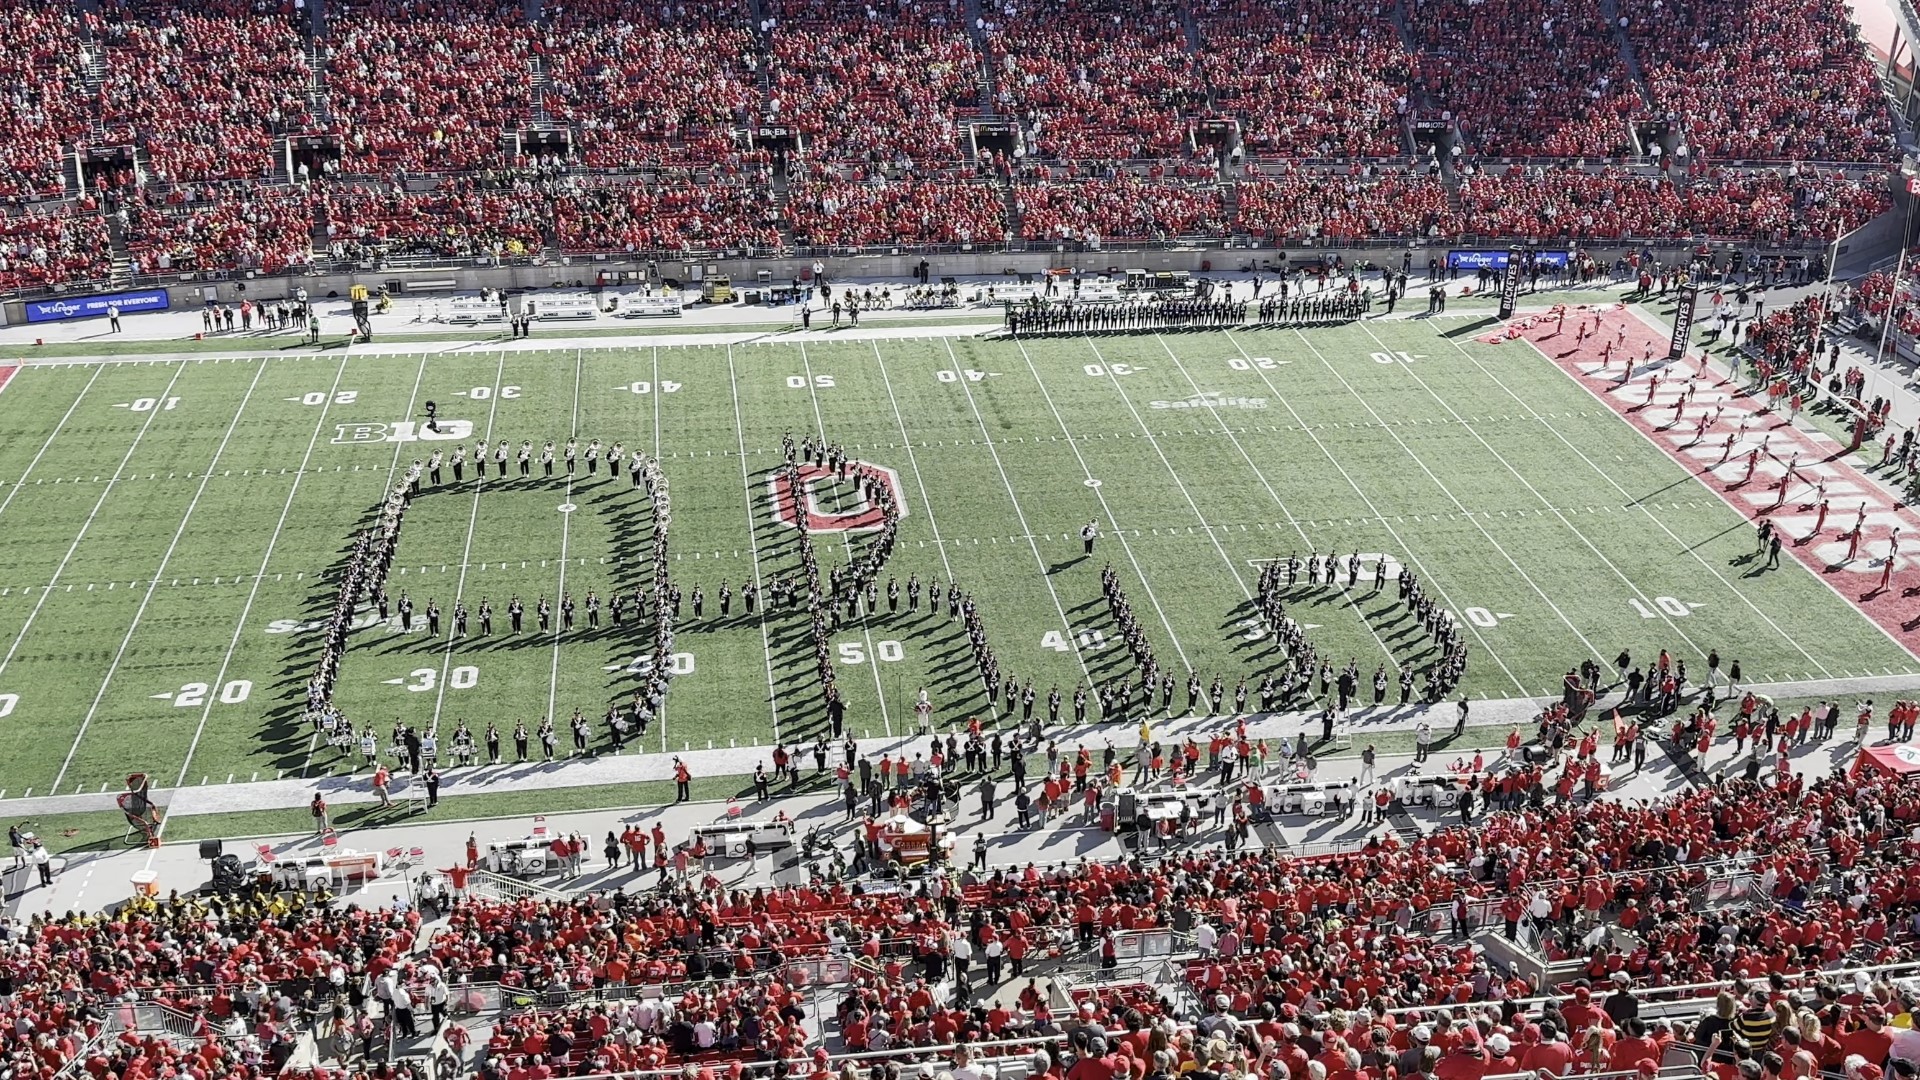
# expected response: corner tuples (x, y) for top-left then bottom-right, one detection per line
(12, 734), (1920, 1080)
(0, 0), (1895, 288)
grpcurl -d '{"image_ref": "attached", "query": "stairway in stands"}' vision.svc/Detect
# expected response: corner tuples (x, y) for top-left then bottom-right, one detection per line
(962, 0), (1004, 121)
(1598, 0), (1655, 105)
(105, 213), (133, 286)
(1383, 801), (1426, 845)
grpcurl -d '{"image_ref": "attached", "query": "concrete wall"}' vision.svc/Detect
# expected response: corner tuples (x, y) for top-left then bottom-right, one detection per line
(0, 238), (1810, 320)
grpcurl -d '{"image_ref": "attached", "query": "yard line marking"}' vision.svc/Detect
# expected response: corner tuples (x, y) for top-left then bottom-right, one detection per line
(873, 340), (1091, 698)
(940, 340), (1098, 680)
(725, 344), (784, 742)
(52, 357), (272, 792)
(428, 351), (509, 732)
(0, 364), (106, 527)
(1221, 331), (1525, 693)
(1350, 320), (1712, 660)
(1150, 334), (1398, 667)
(547, 349), (585, 724)
(798, 342), (891, 737)
(1288, 329), (1610, 667)
(1006, 337), (1193, 672)
(0, 362), (190, 689)
(652, 344), (671, 754)
(1443, 322), (1827, 672)
(204, 352), (416, 799)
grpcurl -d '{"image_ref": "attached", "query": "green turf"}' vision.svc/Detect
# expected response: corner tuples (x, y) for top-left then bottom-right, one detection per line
(0, 318), (1913, 801)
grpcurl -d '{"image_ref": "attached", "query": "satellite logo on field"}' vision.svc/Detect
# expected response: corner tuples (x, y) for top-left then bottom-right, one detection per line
(1148, 392), (1268, 410)
(768, 462), (908, 533)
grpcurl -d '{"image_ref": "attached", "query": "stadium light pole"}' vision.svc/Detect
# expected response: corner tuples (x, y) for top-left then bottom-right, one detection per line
(1869, 166), (1920, 399)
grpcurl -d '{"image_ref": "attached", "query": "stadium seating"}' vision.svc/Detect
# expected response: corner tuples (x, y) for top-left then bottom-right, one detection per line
(0, 0), (89, 200)
(787, 176), (1007, 247)
(550, 173), (783, 254)
(1192, 0), (1411, 159)
(981, 0), (1203, 162)
(539, 0), (760, 169)
(1620, 0), (1895, 163)
(323, 0), (532, 174)
(92, 0), (316, 185)
(1015, 176), (1227, 243)
(125, 181), (314, 275)
(1456, 165), (1687, 241)
(763, 0), (983, 166)
(0, 200), (113, 291)
(318, 178), (548, 260)
(1235, 165), (1458, 242)
(0, 0), (1900, 292)
(1406, 0), (1643, 158)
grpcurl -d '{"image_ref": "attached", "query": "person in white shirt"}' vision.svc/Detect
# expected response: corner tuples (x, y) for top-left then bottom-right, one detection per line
(693, 1018), (717, 1048)
(1194, 921), (1218, 958)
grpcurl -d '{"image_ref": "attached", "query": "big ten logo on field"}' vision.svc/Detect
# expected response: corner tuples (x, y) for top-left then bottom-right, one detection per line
(332, 420), (475, 445)
(769, 463), (909, 533)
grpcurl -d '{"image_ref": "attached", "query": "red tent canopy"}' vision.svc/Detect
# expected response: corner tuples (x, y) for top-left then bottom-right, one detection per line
(1850, 742), (1920, 779)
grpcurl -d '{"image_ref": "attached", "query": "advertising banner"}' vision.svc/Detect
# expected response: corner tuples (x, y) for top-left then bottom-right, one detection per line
(1447, 250), (1570, 271)
(26, 288), (170, 324)
(1497, 247), (1523, 320)
(1669, 286), (1699, 360)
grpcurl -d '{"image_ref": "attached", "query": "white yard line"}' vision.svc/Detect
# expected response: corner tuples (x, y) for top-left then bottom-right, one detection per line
(653, 345), (669, 752)
(0, 361), (190, 687)
(871, 340), (1097, 701)
(1430, 322), (1834, 678)
(1138, 335), (1400, 668)
(50, 357), (273, 793)
(546, 349), (584, 724)
(939, 337), (1095, 685)
(1214, 330), (1528, 695)
(0, 364), (107, 524)
(725, 344), (784, 742)
(241, 353), (430, 791)
(1345, 319), (1713, 662)
(428, 351), (509, 731)
(1005, 336), (1194, 672)
(171, 354), (361, 795)
(1288, 329), (1612, 666)
(798, 342), (892, 736)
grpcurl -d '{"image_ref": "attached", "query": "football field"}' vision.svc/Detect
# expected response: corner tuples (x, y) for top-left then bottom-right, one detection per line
(0, 317), (1913, 799)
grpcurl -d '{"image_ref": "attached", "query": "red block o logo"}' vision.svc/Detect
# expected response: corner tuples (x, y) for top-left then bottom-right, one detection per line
(769, 462), (908, 533)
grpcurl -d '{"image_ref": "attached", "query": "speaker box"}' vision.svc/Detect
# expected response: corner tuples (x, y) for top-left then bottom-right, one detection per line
(199, 839), (223, 861)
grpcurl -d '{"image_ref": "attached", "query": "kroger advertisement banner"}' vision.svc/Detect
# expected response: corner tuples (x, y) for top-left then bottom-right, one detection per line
(1446, 250), (1570, 271)
(25, 288), (170, 324)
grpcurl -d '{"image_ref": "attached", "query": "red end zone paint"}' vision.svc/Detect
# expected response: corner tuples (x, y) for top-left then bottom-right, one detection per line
(768, 462), (907, 533)
(1505, 303), (1920, 655)
(0, 365), (17, 396)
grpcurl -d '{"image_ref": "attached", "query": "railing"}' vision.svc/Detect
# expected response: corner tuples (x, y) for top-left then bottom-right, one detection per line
(463, 868), (570, 904)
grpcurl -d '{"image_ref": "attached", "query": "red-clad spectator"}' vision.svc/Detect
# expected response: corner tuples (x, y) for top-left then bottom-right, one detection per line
(0, 0), (90, 199)
(540, 0), (760, 169)
(1621, 0), (1894, 162)
(1193, 0), (1411, 158)
(324, 0), (533, 174)
(1235, 163), (1457, 242)
(1016, 175), (1224, 242)
(92, 0), (317, 185)
(1407, 0), (1641, 156)
(551, 174), (783, 253)
(787, 176), (1005, 246)
(983, 0), (1203, 162)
